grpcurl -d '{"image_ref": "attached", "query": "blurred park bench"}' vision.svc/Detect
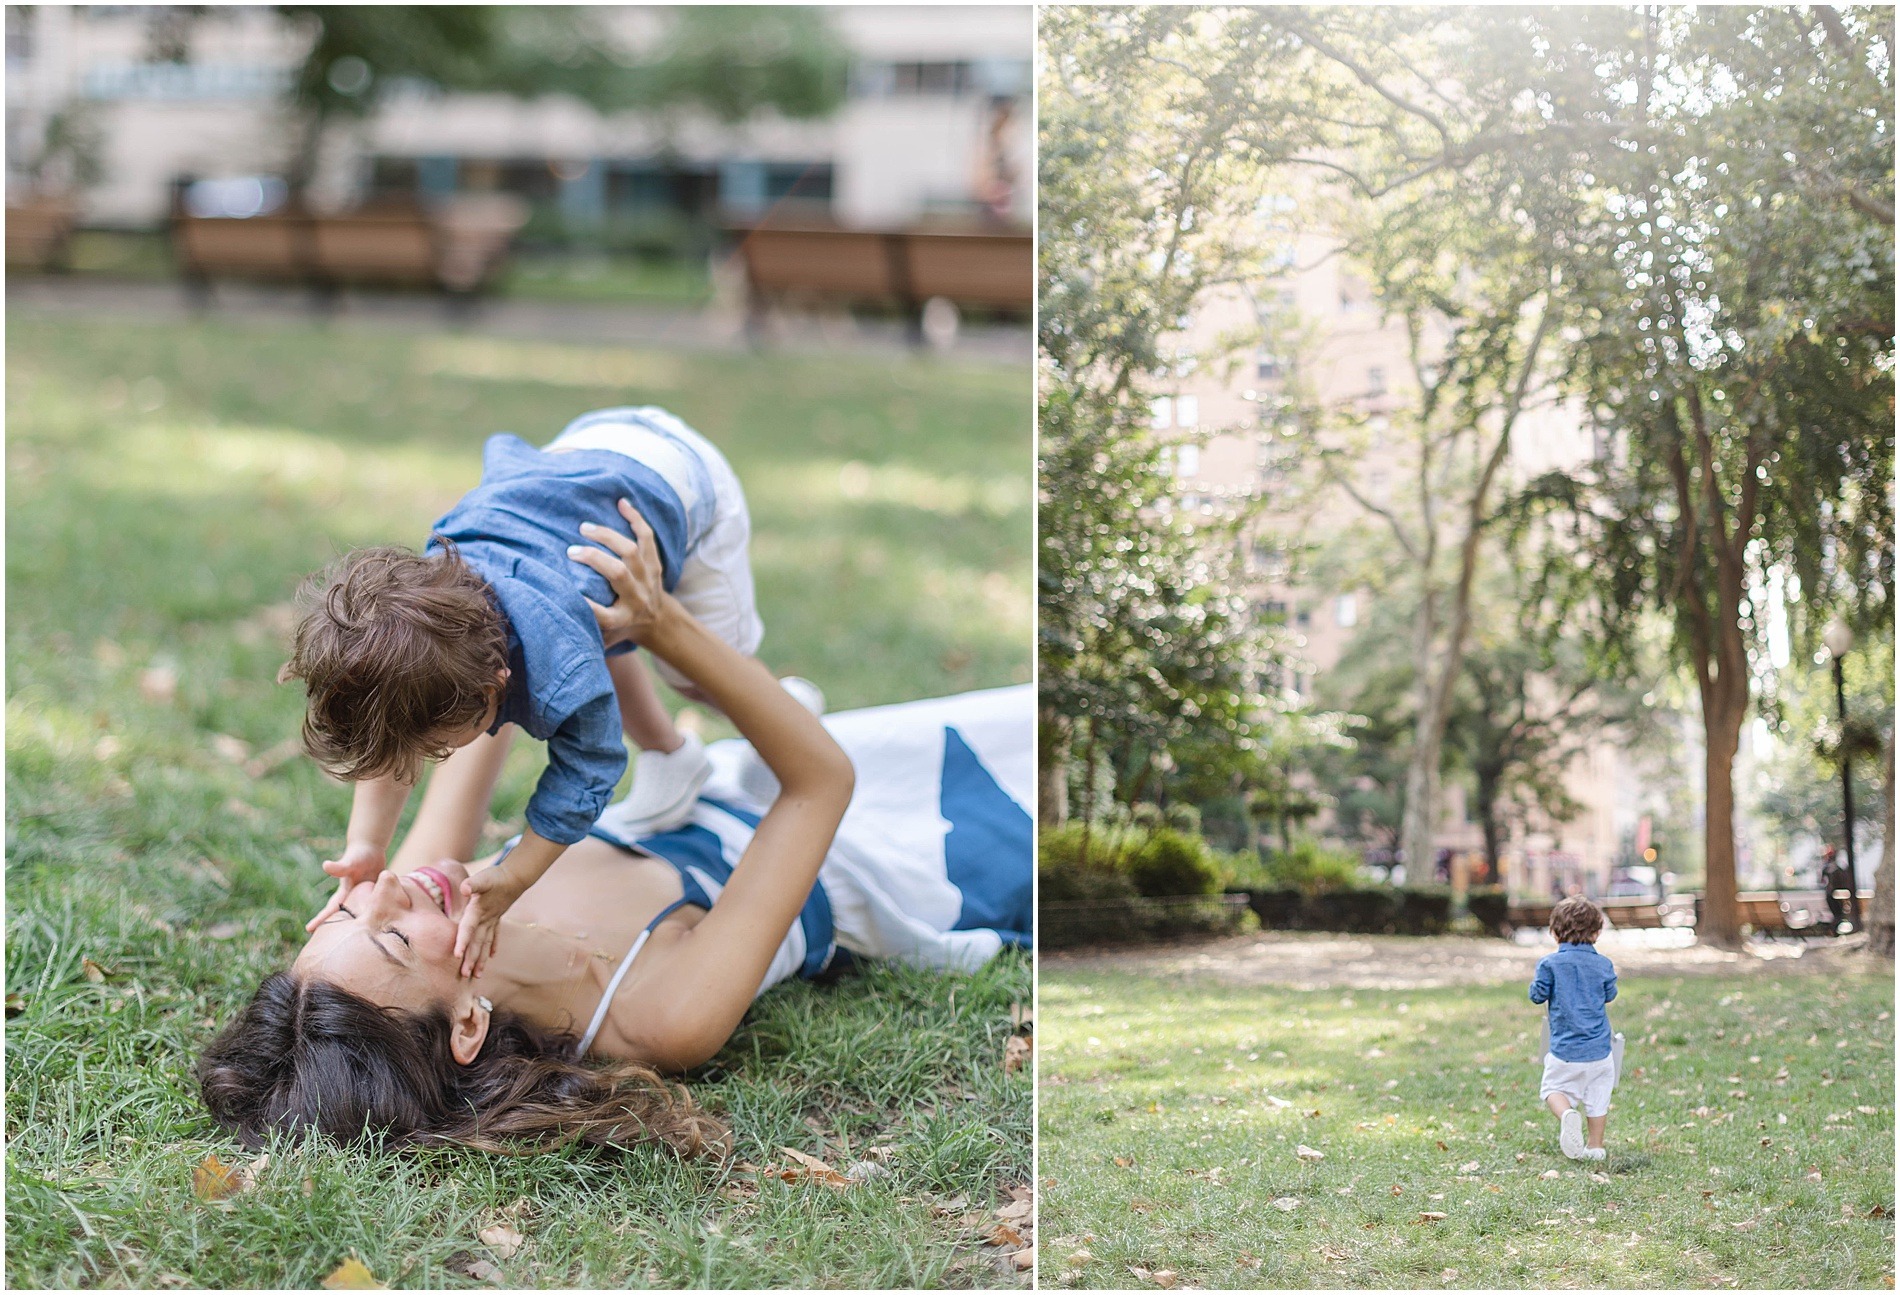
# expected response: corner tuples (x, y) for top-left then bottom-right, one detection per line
(725, 219), (1032, 343)
(172, 194), (528, 309)
(6, 195), (79, 272)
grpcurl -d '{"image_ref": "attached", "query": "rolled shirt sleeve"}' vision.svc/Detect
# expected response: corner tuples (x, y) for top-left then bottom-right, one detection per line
(524, 688), (627, 846)
(1529, 960), (1553, 1004)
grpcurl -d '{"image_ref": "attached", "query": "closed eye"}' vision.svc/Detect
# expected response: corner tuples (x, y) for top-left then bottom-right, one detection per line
(386, 927), (411, 948)
(322, 905), (357, 925)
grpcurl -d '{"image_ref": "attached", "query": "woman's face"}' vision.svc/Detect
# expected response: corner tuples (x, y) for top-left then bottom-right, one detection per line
(294, 862), (473, 1011)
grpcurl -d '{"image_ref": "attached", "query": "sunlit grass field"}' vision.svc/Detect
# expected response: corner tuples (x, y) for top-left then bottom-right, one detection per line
(5, 312), (1032, 1288)
(1040, 963), (1893, 1290)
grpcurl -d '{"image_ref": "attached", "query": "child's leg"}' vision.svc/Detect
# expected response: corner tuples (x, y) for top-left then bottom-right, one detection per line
(1585, 1114), (1607, 1149)
(1545, 1093), (1573, 1119)
(607, 650), (683, 754)
(391, 726), (517, 871)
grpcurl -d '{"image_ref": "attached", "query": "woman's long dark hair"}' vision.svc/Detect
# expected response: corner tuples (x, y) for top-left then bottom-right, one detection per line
(197, 973), (728, 1156)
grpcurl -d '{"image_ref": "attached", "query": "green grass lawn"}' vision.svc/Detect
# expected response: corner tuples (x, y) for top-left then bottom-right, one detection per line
(1040, 960), (1894, 1290)
(5, 311), (1032, 1288)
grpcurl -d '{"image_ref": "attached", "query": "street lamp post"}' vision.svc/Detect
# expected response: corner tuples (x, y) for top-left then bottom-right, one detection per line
(1823, 617), (1859, 932)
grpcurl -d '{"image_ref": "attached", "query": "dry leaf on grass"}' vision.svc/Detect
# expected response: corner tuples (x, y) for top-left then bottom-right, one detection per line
(455, 1258), (502, 1284)
(1004, 1034), (1032, 1074)
(81, 958), (116, 984)
(320, 1256), (385, 1289)
(991, 1223), (1025, 1247)
(139, 666), (179, 704)
(775, 1146), (853, 1189)
(1152, 1269), (1178, 1288)
(192, 1154), (241, 1202)
(1270, 1196), (1299, 1211)
(6, 993), (24, 1017)
(1010, 1001), (1033, 1030)
(1418, 1211), (1448, 1222)
(1295, 1144), (1325, 1162)
(478, 1224), (524, 1259)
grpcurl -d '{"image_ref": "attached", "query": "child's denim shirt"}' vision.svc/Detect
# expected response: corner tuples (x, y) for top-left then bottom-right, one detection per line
(427, 433), (692, 845)
(1529, 941), (1618, 1062)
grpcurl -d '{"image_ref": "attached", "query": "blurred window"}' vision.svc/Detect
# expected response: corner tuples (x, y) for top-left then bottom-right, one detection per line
(894, 61), (972, 95)
(1175, 395), (1199, 427)
(1174, 442), (1200, 477)
(7, 7), (32, 63)
(1334, 594), (1358, 628)
(1367, 366), (1387, 397)
(1150, 397), (1172, 429)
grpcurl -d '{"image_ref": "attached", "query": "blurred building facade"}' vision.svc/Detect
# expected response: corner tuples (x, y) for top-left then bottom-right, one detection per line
(5, 5), (1032, 233)
(1156, 221), (1747, 901)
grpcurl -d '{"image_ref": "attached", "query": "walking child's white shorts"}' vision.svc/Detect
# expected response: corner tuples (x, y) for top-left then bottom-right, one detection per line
(547, 407), (763, 692)
(1540, 1051), (1616, 1117)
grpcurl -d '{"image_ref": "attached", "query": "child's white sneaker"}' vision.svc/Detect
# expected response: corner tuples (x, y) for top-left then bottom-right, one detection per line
(1559, 1108), (1587, 1159)
(1583, 1147), (1607, 1161)
(609, 731), (710, 837)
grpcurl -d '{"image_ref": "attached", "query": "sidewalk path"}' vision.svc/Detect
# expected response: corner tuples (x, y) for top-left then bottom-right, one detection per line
(6, 275), (1032, 366)
(1045, 927), (1863, 990)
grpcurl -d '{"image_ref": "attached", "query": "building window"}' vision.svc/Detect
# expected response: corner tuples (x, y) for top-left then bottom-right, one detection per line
(1334, 594), (1358, 628)
(1174, 443), (1201, 478)
(1175, 395), (1199, 428)
(1367, 366), (1387, 397)
(1150, 397), (1173, 430)
(1256, 599), (1288, 625)
(1256, 352), (1284, 381)
(1295, 609), (1311, 628)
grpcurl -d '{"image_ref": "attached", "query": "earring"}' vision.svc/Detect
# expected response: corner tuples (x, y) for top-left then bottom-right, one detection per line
(476, 996), (492, 1013)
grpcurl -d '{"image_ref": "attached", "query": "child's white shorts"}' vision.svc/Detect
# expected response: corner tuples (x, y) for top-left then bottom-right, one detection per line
(1540, 1051), (1616, 1117)
(547, 407), (763, 692)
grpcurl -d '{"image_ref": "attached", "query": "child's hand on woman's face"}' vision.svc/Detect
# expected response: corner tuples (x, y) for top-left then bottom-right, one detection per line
(454, 864), (529, 979)
(305, 840), (388, 932)
(569, 499), (669, 648)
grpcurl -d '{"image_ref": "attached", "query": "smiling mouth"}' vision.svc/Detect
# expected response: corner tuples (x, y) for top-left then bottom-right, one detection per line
(411, 867), (454, 917)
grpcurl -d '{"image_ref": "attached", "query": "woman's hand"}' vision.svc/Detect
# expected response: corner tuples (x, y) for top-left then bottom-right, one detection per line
(570, 498), (670, 649)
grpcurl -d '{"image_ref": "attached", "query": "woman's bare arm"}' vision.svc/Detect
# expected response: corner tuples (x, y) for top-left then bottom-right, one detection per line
(389, 727), (516, 873)
(570, 501), (854, 1068)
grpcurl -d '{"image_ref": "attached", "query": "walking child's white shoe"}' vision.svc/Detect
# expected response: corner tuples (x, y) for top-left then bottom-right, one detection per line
(607, 730), (711, 837)
(1583, 1147), (1607, 1161)
(1559, 1108), (1587, 1159)
(779, 675), (826, 716)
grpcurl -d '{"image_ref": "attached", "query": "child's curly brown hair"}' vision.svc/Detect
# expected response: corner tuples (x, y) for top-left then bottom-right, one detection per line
(280, 541), (509, 782)
(1549, 896), (1604, 944)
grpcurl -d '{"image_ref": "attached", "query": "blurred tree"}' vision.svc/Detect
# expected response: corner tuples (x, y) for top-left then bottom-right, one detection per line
(1506, 6), (1894, 946)
(1038, 8), (1308, 835)
(262, 6), (847, 197)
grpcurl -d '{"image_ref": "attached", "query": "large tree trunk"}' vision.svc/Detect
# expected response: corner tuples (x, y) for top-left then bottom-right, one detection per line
(1698, 676), (1747, 949)
(1869, 733), (1895, 957)
(1038, 708), (1070, 826)
(1476, 765), (1503, 881)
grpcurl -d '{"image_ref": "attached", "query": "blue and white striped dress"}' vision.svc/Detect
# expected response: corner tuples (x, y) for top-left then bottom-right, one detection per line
(574, 686), (1033, 1051)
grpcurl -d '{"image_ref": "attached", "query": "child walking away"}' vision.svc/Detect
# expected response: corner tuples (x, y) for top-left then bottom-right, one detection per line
(1530, 896), (1621, 1161)
(284, 406), (807, 976)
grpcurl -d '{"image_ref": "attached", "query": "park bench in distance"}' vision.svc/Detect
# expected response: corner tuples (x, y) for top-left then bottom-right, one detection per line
(172, 193), (527, 310)
(5, 195), (79, 272)
(724, 218), (1032, 344)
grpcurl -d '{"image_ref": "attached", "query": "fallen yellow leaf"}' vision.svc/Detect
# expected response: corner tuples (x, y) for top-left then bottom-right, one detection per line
(192, 1154), (240, 1202)
(320, 1256), (385, 1289)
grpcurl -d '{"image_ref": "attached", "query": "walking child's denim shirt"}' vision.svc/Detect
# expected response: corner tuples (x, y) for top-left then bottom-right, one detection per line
(426, 432), (692, 846)
(1529, 941), (1618, 1062)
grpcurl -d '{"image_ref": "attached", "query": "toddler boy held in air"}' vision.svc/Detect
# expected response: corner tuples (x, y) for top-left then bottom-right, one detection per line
(284, 406), (793, 977)
(1529, 896), (1622, 1160)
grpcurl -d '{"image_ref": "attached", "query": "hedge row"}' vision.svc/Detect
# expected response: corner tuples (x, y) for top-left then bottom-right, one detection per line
(1039, 885), (1512, 948)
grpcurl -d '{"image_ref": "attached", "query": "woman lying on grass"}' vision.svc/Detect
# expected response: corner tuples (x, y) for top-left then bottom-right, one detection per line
(197, 506), (1032, 1157)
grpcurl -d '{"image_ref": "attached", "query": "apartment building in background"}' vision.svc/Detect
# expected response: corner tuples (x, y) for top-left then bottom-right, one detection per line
(5, 5), (1032, 232)
(1153, 221), (1738, 900)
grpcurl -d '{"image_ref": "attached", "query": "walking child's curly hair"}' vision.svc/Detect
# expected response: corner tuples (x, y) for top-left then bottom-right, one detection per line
(281, 541), (509, 783)
(1550, 896), (1605, 944)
